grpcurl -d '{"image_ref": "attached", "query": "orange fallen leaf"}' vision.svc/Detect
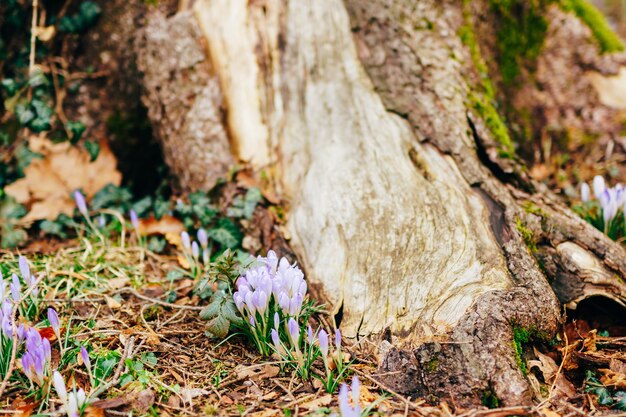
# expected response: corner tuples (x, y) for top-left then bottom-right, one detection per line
(300, 394), (333, 410)
(138, 215), (184, 236)
(5, 136), (121, 222)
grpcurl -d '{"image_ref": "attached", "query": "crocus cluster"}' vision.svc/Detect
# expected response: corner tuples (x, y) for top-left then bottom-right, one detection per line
(338, 376), (362, 417)
(53, 371), (88, 417)
(180, 230), (210, 275)
(234, 251), (307, 322)
(233, 251), (308, 356)
(21, 327), (51, 386)
(0, 256), (40, 340)
(581, 175), (626, 233)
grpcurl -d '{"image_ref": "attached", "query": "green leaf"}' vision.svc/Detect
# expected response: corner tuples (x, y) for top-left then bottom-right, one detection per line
(227, 188), (262, 219)
(0, 195), (27, 219)
(142, 352), (158, 367)
(208, 218), (242, 249)
(1, 79), (18, 96)
(68, 121), (87, 144)
(132, 196), (152, 217)
(200, 291), (226, 320)
(58, 1), (102, 33)
(1, 225), (27, 248)
(84, 140), (99, 161)
(15, 103), (34, 125)
(615, 392), (626, 411)
(14, 143), (43, 175)
(146, 236), (165, 253)
(39, 220), (68, 238)
(153, 198), (171, 219)
(90, 184), (133, 211)
(205, 314), (230, 339)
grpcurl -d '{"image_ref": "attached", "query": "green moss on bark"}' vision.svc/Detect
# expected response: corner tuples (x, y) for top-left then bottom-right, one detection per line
(560, 0), (625, 53)
(489, 0), (550, 85)
(460, 5), (515, 157)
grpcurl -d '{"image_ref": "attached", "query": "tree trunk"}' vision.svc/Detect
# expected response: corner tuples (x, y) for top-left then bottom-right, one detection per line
(132, 0), (626, 406)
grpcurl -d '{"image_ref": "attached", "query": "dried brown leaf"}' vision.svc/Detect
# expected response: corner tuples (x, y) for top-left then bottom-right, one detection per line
(5, 137), (121, 222)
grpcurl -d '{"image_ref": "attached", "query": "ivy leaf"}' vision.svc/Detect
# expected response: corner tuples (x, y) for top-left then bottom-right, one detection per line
(15, 103), (34, 125)
(0, 195), (27, 248)
(208, 218), (242, 249)
(1, 78), (19, 96)
(68, 121), (87, 144)
(58, 1), (102, 33)
(1, 225), (27, 248)
(615, 392), (626, 411)
(40, 219), (68, 239)
(227, 187), (262, 219)
(90, 184), (133, 211)
(205, 314), (230, 339)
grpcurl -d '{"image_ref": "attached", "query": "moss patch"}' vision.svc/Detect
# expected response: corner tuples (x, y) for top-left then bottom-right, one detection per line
(489, 0), (551, 85)
(516, 218), (537, 252)
(460, 4), (515, 157)
(512, 325), (551, 375)
(560, 0), (625, 53)
(481, 389), (500, 409)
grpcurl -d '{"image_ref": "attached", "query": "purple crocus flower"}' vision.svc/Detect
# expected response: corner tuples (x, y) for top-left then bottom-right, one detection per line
(271, 328), (281, 352)
(335, 329), (342, 350)
(274, 312), (280, 330)
(130, 209), (139, 231)
(287, 318), (300, 346)
(338, 376), (361, 417)
(307, 325), (314, 344)
(80, 346), (91, 370)
(581, 182), (590, 203)
(594, 175), (606, 199)
(22, 327), (50, 386)
(18, 256), (30, 282)
(73, 190), (89, 217)
(48, 308), (60, 338)
(10, 274), (21, 301)
(52, 370), (67, 404)
(181, 232), (191, 251)
(197, 229), (208, 248)
(318, 329), (329, 358)
(98, 214), (106, 228)
(0, 301), (12, 338)
(191, 241), (200, 259)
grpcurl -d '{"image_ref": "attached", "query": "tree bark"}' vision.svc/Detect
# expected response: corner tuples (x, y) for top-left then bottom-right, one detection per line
(132, 0), (626, 406)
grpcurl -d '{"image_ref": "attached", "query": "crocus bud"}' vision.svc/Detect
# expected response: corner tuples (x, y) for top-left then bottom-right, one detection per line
(18, 256), (30, 281)
(48, 308), (60, 337)
(191, 241), (200, 259)
(338, 383), (351, 417)
(287, 318), (300, 346)
(53, 371), (67, 404)
(274, 312), (280, 330)
(335, 329), (341, 350)
(197, 229), (208, 249)
(130, 209), (139, 231)
(249, 316), (256, 328)
(594, 175), (606, 199)
(181, 232), (191, 251)
(67, 392), (78, 417)
(73, 190), (89, 217)
(80, 346), (91, 370)
(98, 214), (106, 228)
(351, 376), (361, 407)
(10, 274), (21, 301)
(271, 328), (280, 351)
(581, 183), (590, 203)
(307, 325), (314, 344)
(318, 329), (329, 358)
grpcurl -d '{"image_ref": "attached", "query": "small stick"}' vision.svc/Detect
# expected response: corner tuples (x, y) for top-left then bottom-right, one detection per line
(28, 0), (39, 75)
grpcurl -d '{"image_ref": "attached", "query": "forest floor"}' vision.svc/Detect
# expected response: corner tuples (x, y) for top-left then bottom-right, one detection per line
(3, 1), (626, 416)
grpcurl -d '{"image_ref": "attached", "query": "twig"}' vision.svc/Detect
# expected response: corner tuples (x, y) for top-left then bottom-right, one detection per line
(115, 288), (204, 311)
(89, 336), (135, 399)
(28, 0), (39, 74)
(352, 368), (424, 410)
